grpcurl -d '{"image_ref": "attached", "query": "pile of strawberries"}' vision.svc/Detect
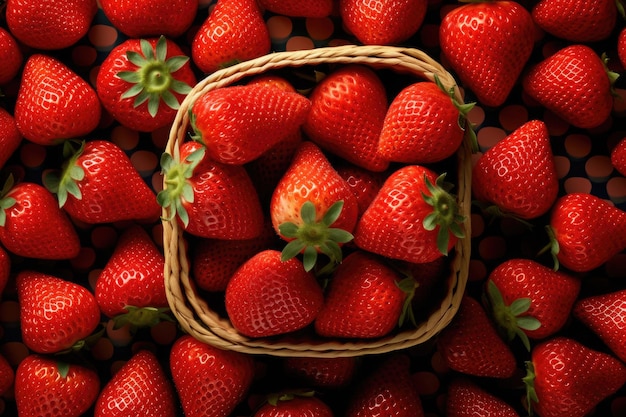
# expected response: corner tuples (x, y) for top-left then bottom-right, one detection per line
(1, 0), (626, 416)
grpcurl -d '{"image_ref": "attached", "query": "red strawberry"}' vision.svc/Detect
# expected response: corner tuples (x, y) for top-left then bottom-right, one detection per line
(522, 44), (618, 129)
(0, 107), (21, 170)
(43, 140), (161, 224)
(159, 140), (265, 239)
(303, 65), (389, 172)
(191, 0), (271, 73)
(610, 136), (626, 176)
(282, 356), (357, 389)
(446, 377), (520, 417)
(339, 0), (427, 45)
(99, 0), (197, 38)
(0, 246), (9, 296)
(542, 192), (626, 272)
(16, 270), (101, 354)
(96, 36), (196, 132)
(573, 288), (626, 362)
(5, 0), (97, 50)
(531, 0), (618, 42)
(314, 250), (413, 339)
(439, 0), (535, 107)
(253, 391), (334, 417)
(170, 334), (256, 417)
(437, 296), (517, 378)
(335, 162), (386, 217)
(354, 165), (465, 264)
(378, 78), (473, 164)
(0, 353), (13, 397)
(15, 355), (100, 417)
(345, 354), (424, 417)
(0, 176), (81, 260)
(472, 120), (559, 220)
(0, 27), (23, 85)
(270, 141), (359, 271)
(225, 249), (324, 338)
(94, 349), (176, 417)
(525, 337), (626, 417)
(619, 27), (626, 69)
(485, 258), (581, 351)
(258, 0), (334, 17)
(14, 54), (101, 145)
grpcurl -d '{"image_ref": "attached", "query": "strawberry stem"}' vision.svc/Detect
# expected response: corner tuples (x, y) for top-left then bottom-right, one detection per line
(112, 306), (173, 332)
(537, 225), (560, 271)
(0, 174), (17, 227)
(523, 361), (539, 416)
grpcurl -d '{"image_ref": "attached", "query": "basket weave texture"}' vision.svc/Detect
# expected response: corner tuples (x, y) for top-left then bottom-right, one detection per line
(163, 44), (472, 357)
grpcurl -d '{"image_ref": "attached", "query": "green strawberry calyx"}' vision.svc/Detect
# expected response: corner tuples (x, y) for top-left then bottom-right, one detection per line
(601, 52), (621, 98)
(43, 140), (87, 207)
(434, 74), (479, 153)
(523, 361), (539, 416)
(279, 200), (354, 272)
(0, 174), (17, 227)
(472, 200), (534, 229)
(396, 275), (419, 328)
(421, 173), (465, 256)
(117, 35), (192, 117)
(486, 279), (541, 352)
(112, 306), (174, 331)
(538, 225), (560, 271)
(266, 389), (316, 407)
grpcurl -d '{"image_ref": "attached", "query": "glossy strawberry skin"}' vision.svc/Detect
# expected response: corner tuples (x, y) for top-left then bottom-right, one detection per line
(0, 246), (9, 296)
(282, 356), (357, 389)
(0, 353), (13, 397)
(0, 27), (23, 85)
(610, 136), (626, 176)
(253, 395), (334, 417)
(446, 377), (520, 417)
(258, 0), (334, 17)
(0, 107), (22, 170)
(619, 28), (626, 69)
(532, 0), (617, 42)
(336, 163), (386, 217)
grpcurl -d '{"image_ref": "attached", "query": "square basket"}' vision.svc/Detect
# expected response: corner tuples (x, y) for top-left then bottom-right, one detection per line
(162, 44), (472, 357)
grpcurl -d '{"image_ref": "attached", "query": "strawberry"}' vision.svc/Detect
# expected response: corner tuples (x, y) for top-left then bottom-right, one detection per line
(5, 0), (97, 50)
(0, 353), (13, 397)
(14, 54), (101, 145)
(541, 192), (626, 272)
(190, 83), (310, 165)
(282, 356), (357, 389)
(378, 78), (473, 164)
(525, 337), (626, 417)
(99, 0), (197, 38)
(0, 27), (23, 85)
(345, 354), (424, 417)
(94, 349), (176, 417)
(446, 377), (520, 417)
(472, 120), (559, 221)
(314, 250), (414, 339)
(225, 249), (324, 338)
(270, 141), (359, 271)
(159, 140), (265, 239)
(573, 288), (626, 362)
(610, 136), (626, 176)
(531, 0), (618, 42)
(96, 36), (196, 133)
(619, 27), (626, 69)
(170, 334), (256, 417)
(437, 296), (517, 378)
(339, 0), (428, 45)
(0, 246), (9, 296)
(258, 0), (334, 17)
(485, 258), (581, 351)
(253, 391), (334, 417)
(43, 140), (161, 224)
(0, 176), (81, 260)
(16, 270), (101, 354)
(0, 107), (21, 170)
(354, 165), (465, 264)
(302, 65), (389, 172)
(191, 0), (271, 73)
(15, 354), (100, 417)
(335, 162), (386, 217)
(439, 0), (535, 107)
(522, 44), (618, 129)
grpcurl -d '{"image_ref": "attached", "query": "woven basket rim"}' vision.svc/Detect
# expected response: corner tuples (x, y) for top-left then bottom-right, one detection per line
(163, 44), (472, 357)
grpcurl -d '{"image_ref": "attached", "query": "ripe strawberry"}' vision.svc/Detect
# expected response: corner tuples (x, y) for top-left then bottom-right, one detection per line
(282, 356), (357, 389)
(258, 0), (334, 17)
(159, 140), (265, 239)
(14, 54), (101, 145)
(94, 349), (176, 417)
(253, 391), (334, 417)
(531, 0), (618, 42)
(192, 0), (271, 73)
(99, 0), (197, 38)
(485, 258), (581, 351)
(0, 107), (21, 170)
(339, 0), (427, 45)
(472, 120), (559, 220)
(437, 296), (517, 378)
(525, 337), (626, 417)
(225, 249), (324, 338)
(303, 65), (389, 172)
(335, 162), (386, 217)
(573, 288), (626, 362)
(314, 250), (413, 339)
(354, 165), (465, 264)
(170, 334), (256, 417)
(15, 355), (100, 417)
(378, 78), (473, 164)
(16, 270), (101, 354)
(619, 28), (626, 69)
(542, 192), (626, 272)
(610, 136), (626, 176)
(0, 353), (13, 397)
(96, 36), (196, 133)
(0, 246), (9, 296)
(345, 354), (424, 417)
(446, 377), (520, 417)
(0, 27), (23, 85)
(43, 140), (161, 224)
(439, 0), (534, 107)
(270, 141), (359, 271)
(522, 44), (618, 129)
(0, 176), (81, 260)
(5, 0), (97, 50)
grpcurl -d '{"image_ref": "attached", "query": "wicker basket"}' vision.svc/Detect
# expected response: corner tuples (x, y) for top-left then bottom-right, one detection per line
(163, 44), (472, 357)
